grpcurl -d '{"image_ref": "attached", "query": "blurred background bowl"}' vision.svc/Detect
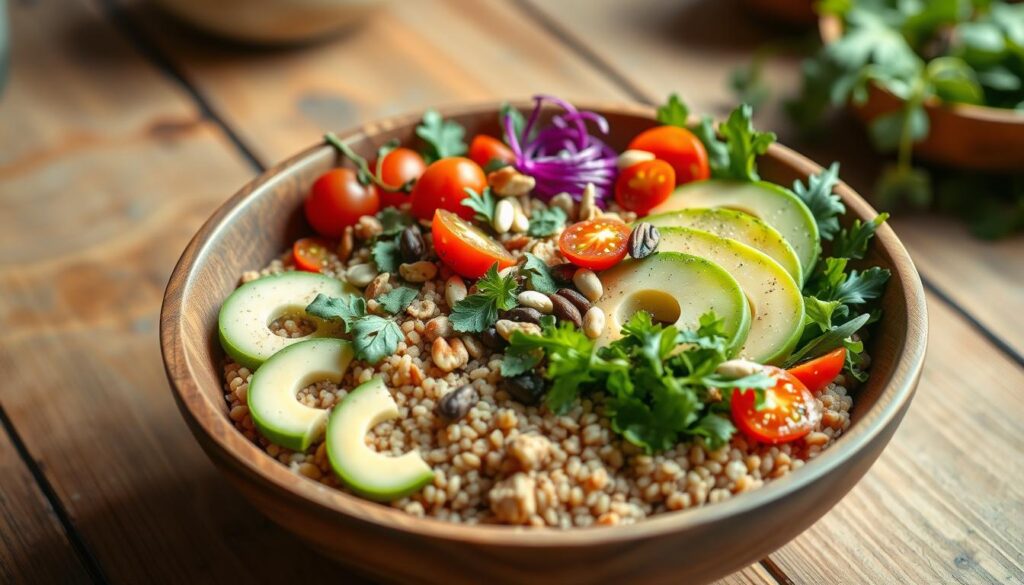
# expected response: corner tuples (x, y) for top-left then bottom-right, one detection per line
(153, 0), (385, 45)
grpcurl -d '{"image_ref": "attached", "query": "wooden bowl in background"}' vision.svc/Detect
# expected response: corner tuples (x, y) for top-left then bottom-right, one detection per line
(820, 14), (1024, 171)
(741, 0), (817, 27)
(160, 102), (927, 585)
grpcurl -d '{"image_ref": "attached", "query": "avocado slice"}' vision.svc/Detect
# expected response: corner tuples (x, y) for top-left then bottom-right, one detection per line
(648, 180), (820, 277)
(218, 272), (357, 370)
(657, 227), (805, 364)
(643, 208), (804, 284)
(593, 252), (750, 351)
(325, 377), (434, 501)
(248, 338), (355, 451)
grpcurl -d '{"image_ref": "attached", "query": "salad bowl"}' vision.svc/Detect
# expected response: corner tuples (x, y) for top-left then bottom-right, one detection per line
(160, 101), (927, 584)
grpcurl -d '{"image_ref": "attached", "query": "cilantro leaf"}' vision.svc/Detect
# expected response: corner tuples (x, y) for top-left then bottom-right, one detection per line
(461, 187), (497, 225)
(527, 206), (567, 238)
(371, 237), (401, 273)
(520, 253), (558, 295)
(832, 213), (889, 259)
(689, 414), (737, 450)
(376, 286), (418, 315)
(449, 264), (519, 333)
(718, 104), (776, 182)
(350, 315), (403, 365)
(785, 313), (870, 367)
(656, 93), (691, 127)
(416, 109), (467, 163)
(692, 116), (730, 177)
(793, 163), (846, 241)
(377, 208), (413, 236)
(305, 293), (366, 333)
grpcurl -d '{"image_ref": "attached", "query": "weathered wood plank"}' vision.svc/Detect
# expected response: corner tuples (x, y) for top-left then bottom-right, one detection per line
(520, 0), (1024, 358)
(0, 422), (94, 585)
(0, 0), (371, 582)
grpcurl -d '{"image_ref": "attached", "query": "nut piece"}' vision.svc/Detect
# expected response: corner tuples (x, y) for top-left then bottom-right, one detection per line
(583, 307), (605, 340)
(617, 149), (656, 170)
(495, 319), (541, 341)
(504, 306), (543, 325)
(354, 215), (383, 241)
(549, 193), (576, 221)
(518, 290), (553, 314)
(493, 199), (516, 233)
(424, 315), (453, 342)
(549, 294), (583, 329)
(437, 385), (479, 422)
(432, 337), (469, 373)
(489, 473), (536, 525)
(346, 263), (378, 288)
(445, 275), (467, 307)
(579, 183), (599, 221)
(572, 268), (603, 302)
(400, 261), (438, 283)
(488, 166), (536, 197)
(509, 434), (551, 471)
(555, 288), (591, 314)
(509, 199), (530, 234)
(715, 359), (764, 379)
(399, 226), (426, 263)
(336, 226), (355, 262)
(364, 272), (392, 300)
(460, 334), (485, 360)
(628, 222), (660, 259)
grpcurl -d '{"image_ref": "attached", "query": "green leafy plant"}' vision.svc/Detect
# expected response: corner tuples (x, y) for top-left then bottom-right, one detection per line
(306, 293), (403, 364)
(416, 109), (467, 163)
(461, 187), (497, 225)
(527, 206), (567, 237)
(449, 264), (519, 333)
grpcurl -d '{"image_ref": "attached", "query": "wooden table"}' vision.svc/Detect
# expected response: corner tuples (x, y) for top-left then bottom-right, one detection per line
(1, 0), (1021, 583)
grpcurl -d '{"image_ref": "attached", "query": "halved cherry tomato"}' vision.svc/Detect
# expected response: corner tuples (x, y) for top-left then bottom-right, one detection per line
(432, 209), (516, 279)
(305, 168), (380, 237)
(732, 366), (822, 445)
(628, 126), (710, 185)
(558, 218), (631, 271)
(410, 157), (487, 221)
(374, 147), (427, 208)
(293, 237), (332, 273)
(787, 348), (846, 394)
(615, 159), (676, 214)
(468, 135), (515, 169)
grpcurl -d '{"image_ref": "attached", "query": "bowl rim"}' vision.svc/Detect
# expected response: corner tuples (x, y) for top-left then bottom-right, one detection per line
(818, 12), (1024, 125)
(160, 100), (927, 548)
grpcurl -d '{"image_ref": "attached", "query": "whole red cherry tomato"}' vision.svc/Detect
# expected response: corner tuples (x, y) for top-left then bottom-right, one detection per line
(614, 159), (676, 214)
(374, 147), (426, 208)
(628, 126), (710, 185)
(410, 157), (486, 221)
(304, 169), (379, 237)
(468, 135), (515, 169)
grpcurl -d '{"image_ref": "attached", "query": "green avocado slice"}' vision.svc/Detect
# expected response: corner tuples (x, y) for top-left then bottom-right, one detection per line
(218, 271), (357, 370)
(326, 377), (434, 501)
(643, 208), (804, 284)
(656, 227), (805, 365)
(248, 338), (355, 452)
(648, 180), (820, 277)
(593, 252), (750, 352)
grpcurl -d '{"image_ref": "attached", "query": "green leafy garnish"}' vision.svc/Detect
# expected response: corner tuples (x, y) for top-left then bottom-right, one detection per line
(371, 237), (401, 273)
(656, 93), (691, 127)
(376, 286), (418, 315)
(377, 208), (413, 236)
(461, 187), (497, 225)
(832, 213), (890, 260)
(416, 109), (467, 163)
(520, 253), (558, 295)
(717, 105), (777, 182)
(449, 264), (519, 333)
(527, 206), (567, 237)
(785, 313), (870, 367)
(304, 293), (402, 364)
(793, 163), (845, 241)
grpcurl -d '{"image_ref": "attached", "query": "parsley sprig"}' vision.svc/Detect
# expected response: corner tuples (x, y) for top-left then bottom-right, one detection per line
(449, 264), (519, 333)
(306, 293), (404, 365)
(416, 110), (467, 163)
(461, 187), (497, 225)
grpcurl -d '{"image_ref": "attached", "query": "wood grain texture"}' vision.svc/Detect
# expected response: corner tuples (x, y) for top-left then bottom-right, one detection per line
(0, 423), (93, 584)
(520, 0), (1024, 359)
(120, 0), (631, 165)
(160, 105), (925, 585)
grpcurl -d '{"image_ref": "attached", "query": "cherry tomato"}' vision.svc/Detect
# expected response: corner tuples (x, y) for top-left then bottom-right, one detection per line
(304, 168), (379, 237)
(558, 218), (631, 271)
(374, 147), (427, 208)
(410, 157), (487, 221)
(628, 126), (710, 185)
(614, 159), (676, 214)
(432, 209), (516, 279)
(468, 135), (515, 169)
(292, 237), (332, 273)
(787, 348), (846, 394)
(732, 366), (821, 445)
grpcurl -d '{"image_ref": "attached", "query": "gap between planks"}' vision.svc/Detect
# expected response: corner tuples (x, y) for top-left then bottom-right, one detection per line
(507, 0), (1024, 374)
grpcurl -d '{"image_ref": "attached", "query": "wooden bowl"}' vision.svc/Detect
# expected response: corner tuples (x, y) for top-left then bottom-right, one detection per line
(820, 14), (1024, 171)
(742, 0), (817, 27)
(160, 101), (927, 585)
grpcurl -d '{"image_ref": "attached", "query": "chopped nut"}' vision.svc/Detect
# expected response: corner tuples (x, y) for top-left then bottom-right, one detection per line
(346, 263), (378, 288)
(424, 315), (453, 342)
(549, 192), (576, 221)
(431, 337), (469, 373)
(488, 166), (536, 197)
(354, 215), (383, 240)
(509, 434), (551, 471)
(716, 359), (763, 379)
(399, 261), (438, 283)
(489, 473), (537, 525)
(336, 226), (355, 262)
(445, 275), (467, 307)
(579, 183), (599, 221)
(495, 319), (541, 341)
(364, 272), (392, 300)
